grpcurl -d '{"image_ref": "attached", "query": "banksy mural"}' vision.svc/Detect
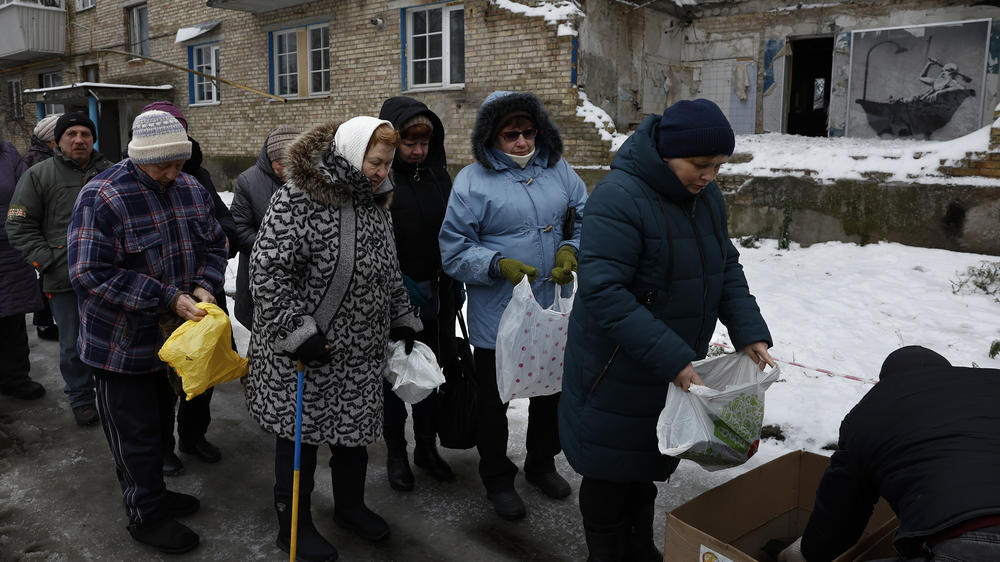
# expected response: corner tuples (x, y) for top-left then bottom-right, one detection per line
(847, 19), (989, 140)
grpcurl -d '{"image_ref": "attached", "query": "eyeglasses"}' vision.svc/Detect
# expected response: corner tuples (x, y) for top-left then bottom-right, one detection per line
(499, 128), (538, 142)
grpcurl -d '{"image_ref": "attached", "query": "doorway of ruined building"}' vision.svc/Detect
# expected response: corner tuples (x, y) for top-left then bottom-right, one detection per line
(787, 36), (834, 136)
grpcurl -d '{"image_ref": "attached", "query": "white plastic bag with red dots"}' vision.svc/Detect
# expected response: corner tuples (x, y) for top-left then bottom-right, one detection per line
(495, 273), (576, 403)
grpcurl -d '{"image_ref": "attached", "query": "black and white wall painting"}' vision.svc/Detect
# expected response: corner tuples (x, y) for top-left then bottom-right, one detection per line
(848, 19), (989, 140)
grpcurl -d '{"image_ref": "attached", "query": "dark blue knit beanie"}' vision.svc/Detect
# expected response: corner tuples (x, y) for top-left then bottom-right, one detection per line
(655, 99), (735, 159)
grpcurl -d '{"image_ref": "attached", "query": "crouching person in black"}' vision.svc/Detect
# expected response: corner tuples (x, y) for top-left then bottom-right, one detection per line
(780, 346), (1000, 562)
(68, 111), (228, 554)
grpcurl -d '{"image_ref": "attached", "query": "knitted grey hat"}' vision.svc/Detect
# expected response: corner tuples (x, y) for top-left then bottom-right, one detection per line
(401, 114), (433, 134)
(128, 110), (192, 164)
(266, 125), (300, 163)
(33, 114), (61, 142)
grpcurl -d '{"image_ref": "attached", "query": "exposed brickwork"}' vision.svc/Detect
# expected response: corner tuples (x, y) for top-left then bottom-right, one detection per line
(0, 0), (613, 182)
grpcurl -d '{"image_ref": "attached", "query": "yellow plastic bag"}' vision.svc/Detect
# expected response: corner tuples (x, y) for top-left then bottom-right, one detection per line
(158, 302), (248, 401)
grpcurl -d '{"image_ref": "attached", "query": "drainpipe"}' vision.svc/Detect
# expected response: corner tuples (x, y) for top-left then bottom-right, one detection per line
(87, 88), (100, 151)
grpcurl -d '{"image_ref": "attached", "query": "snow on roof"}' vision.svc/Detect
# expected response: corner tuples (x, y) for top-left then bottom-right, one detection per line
(726, 126), (998, 186)
(175, 21), (221, 43)
(491, 0), (584, 37)
(23, 82), (173, 93)
(576, 90), (630, 151)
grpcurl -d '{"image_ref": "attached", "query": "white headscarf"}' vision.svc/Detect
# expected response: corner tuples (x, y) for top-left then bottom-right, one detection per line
(334, 116), (393, 172)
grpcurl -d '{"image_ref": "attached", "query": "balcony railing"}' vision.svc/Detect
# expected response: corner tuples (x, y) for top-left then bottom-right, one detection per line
(0, 0), (66, 64)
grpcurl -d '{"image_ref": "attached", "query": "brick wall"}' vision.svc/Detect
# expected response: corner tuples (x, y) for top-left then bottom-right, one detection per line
(0, 0), (614, 182)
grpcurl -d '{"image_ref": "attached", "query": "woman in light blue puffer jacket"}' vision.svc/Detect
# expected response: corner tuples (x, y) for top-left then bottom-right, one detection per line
(439, 90), (587, 521)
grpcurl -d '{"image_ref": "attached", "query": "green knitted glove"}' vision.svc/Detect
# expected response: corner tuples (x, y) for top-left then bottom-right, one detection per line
(550, 246), (577, 285)
(498, 258), (538, 286)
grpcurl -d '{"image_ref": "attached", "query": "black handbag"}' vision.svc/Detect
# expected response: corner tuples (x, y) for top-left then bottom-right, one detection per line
(436, 310), (478, 450)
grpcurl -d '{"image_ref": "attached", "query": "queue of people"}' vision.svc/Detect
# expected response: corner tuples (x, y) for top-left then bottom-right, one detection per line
(3, 93), (994, 562)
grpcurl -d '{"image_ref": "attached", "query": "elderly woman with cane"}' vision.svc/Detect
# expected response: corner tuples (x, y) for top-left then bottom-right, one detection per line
(245, 116), (421, 562)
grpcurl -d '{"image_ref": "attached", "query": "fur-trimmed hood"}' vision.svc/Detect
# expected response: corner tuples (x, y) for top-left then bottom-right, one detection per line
(285, 120), (393, 209)
(471, 90), (563, 170)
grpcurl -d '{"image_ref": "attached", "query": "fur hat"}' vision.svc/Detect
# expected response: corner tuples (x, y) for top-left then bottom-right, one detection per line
(33, 114), (61, 142)
(54, 112), (97, 144)
(332, 116), (392, 172)
(128, 110), (192, 164)
(266, 125), (300, 163)
(142, 101), (188, 131)
(655, 99), (735, 159)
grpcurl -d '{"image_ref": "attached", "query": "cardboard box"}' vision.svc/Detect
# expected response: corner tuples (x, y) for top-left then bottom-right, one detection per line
(664, 450), (898, 562)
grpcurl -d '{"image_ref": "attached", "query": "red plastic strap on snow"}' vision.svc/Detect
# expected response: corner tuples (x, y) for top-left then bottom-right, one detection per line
(710, 342), (878, 385)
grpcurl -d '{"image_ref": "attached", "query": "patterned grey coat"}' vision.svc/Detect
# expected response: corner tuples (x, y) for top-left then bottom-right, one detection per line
(244, 120), (421, 446)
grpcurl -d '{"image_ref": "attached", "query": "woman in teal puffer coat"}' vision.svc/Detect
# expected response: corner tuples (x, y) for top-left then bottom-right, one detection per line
(559, 99), (774, 561)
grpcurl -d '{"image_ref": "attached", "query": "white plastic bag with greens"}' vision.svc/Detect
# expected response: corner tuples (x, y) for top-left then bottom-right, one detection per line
(656, 352), (780, 471)
(384, 340), (445, 404)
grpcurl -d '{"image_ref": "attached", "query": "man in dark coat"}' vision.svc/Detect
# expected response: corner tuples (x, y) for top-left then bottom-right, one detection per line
(378, 96), (458, 491)
(779, 346), (1000, 562)
(230, 125), (299, 329)
(137, 100), (238, 475)
(22, 114), (60, 341)
(7, 112), (113, 426)
(559, 99), (773, 560)
(0, 140), (45, 400)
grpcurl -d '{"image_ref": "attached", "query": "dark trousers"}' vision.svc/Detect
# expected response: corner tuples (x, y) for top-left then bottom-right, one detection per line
(579, 477), (657, 530)
(94, 368), (175, 525)
(48, 291), (95, 408)
(473, 347), (561, 493)
(31, 276), (54, 327)
(383, 315), (441, 451)
(0, 313), (31, 389)
(879, 525), (1000, 561)
(273, 435), (367, 505)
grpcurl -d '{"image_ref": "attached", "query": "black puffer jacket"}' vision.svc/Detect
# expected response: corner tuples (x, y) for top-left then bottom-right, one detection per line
(378, 96), (452, 283)
(230, 135), (285, 327)
(23, 136), (54, 169)
(802, 346), (1000, 560)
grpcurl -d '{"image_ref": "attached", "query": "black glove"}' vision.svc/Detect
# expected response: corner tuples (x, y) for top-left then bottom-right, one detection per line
(293, 332), (332, 365)
(389, 326), (416, 354)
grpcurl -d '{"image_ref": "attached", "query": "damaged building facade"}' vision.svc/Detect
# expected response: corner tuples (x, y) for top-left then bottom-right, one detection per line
(0, 0), (998, 189)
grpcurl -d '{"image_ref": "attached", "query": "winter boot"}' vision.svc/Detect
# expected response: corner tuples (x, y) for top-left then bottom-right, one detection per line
(583, 521), (629, 562)
(275, 498), (338, 562)
(384, 434), (414, 492)
(413, 434), (454, 482)
(128, 517), (199, 554)
(331, 446), (390, 542)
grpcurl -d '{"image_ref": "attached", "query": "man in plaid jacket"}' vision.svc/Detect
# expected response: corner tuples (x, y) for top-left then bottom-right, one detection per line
(67, 110), (227, 555)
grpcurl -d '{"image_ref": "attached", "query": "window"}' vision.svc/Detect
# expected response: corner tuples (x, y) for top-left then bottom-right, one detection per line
(269, 23), (330, 98)
(308, 24), (330, 95)
(274, 30), (298, 97)
(6, 80), (23, 121)
(128, 3), (149, 57)
(39, 71), (64, 115)
(189, 43), (221, 105)
(404, 3), (464, 90)
(76, 0), (95, 11)
(81, 63), (100, 83)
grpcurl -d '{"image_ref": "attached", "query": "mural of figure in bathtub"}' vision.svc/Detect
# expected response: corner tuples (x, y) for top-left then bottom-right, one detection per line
(848, 19), (988, 141)
(856, 56), (976, 139)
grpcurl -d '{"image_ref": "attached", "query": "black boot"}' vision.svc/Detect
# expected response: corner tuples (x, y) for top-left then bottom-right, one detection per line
(584, 522), (629, 562)
(413, 434), (454, 482)
(128, 517), (199, 554)
(384, 435), (414, 492)
(331, 446), (390, 542)
(275, 498), (338, 562)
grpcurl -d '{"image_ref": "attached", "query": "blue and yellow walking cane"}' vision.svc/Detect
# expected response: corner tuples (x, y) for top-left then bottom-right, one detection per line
(290, 360), (306, 562)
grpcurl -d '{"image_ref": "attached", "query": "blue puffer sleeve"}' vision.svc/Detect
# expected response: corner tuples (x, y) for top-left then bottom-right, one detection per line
(580, 181), (696, 383)
(557, 158), (587, 253)
(439, 169), (500, 287)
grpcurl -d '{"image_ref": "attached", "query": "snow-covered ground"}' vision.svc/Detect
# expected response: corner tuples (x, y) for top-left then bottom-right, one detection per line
(219, 192), (1000, 479)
